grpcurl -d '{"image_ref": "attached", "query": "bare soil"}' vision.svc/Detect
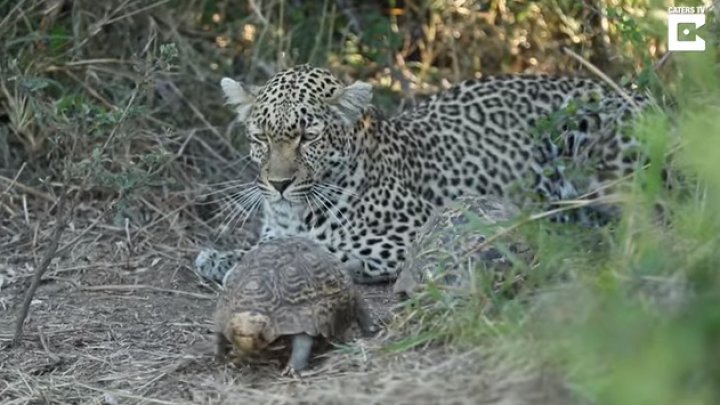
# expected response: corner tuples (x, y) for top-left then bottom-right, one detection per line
(0, 197), (576, 405)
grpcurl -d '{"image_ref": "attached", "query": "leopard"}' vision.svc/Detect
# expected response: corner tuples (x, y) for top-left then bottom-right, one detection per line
(195, 64), (654, 285)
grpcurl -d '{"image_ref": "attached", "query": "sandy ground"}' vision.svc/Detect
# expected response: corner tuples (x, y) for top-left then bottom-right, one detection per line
(0, 195), (578, 405)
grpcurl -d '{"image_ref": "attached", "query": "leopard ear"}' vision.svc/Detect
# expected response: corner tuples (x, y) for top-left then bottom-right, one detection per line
(220, 78), (258, 121)
(327, 81), (373, 124)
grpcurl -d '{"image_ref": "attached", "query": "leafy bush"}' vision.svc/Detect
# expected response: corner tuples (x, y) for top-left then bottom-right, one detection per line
(391, 6), (720, 405)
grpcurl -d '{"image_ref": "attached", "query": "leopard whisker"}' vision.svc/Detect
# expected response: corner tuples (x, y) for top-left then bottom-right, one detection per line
(211, 191), (249, 220)
(200, 187), (252, 203)
(312, 188), (353, 238)
(214, 186), (262, 224)
(304, 195), (319, 231)
(203, 179), (257, 188)
(314, 183), (358, 197)
(199, 182), (259, 198)
(311, 190), (350, 237)
(221, 188), (262, 231)
(233, 192), (263, 232)
(313, 188), (352, 227)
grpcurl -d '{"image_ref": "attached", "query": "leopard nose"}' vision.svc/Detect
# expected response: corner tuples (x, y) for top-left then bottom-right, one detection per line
(268, 178), (294, 193)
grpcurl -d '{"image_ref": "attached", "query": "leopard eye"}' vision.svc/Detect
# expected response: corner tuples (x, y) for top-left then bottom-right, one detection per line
(250, 132), (268, 143)
(301, 131), (320, 143)
(302, 120), (324, 143)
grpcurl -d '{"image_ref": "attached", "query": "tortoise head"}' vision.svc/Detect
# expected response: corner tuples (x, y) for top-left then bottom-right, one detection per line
(226, 311), (272, 354)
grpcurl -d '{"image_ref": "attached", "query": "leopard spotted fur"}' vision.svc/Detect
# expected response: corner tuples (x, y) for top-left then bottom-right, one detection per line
(195, 64), (653, 284)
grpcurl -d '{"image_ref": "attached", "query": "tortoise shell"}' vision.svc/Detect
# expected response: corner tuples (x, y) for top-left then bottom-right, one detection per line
(214, 236), (360, 354)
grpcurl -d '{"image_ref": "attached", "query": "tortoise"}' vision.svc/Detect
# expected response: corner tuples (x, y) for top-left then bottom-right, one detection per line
(393, 195), (533, 299)
(214, 236), (377, 376)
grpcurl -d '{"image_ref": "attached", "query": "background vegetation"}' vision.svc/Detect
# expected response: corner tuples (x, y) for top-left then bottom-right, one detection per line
(1, 0), (718, 404)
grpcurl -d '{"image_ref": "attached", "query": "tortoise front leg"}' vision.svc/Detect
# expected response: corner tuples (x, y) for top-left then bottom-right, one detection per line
(281, 333), (314, 378)
(215, 332), (232, 362)
(355, 297), (379, 336)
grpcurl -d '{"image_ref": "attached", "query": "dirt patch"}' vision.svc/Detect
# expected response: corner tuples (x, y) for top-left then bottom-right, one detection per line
(0, 200), (575, 405)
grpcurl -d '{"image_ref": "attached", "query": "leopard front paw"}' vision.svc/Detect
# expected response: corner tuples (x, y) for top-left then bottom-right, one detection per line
(194, 248), (245, 285)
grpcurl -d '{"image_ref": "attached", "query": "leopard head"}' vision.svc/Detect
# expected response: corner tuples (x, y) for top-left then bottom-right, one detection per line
(220, 64), (372, 204)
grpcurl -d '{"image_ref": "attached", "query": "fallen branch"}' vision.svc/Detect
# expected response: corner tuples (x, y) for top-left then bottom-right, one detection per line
(12, 189), (70, 346)
(79, 284), (215, 300)
(0, 172), (57, 203)
(562, 47), (639, 109)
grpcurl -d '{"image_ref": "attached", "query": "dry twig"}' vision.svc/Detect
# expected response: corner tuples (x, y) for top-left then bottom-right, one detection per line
(12, 189), (69, 346)
(79, 284), (215, 300)
(562, 46), (639, 109)
(0, 173), (56, 203)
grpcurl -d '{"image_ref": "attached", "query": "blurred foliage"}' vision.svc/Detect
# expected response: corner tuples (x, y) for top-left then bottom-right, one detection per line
(0, 0), (685, 185)
(0, 0), (697, 182)
(388, 7), (720, 405)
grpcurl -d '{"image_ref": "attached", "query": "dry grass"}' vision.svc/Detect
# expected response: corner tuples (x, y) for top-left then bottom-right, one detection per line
(0, 191), (575, 405)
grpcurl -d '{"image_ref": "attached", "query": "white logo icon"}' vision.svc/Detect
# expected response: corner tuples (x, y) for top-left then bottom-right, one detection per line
(668, 6), (706, 52)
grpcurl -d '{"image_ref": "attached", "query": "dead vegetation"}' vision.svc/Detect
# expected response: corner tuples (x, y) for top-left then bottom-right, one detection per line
(0, 199), (572, 404)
